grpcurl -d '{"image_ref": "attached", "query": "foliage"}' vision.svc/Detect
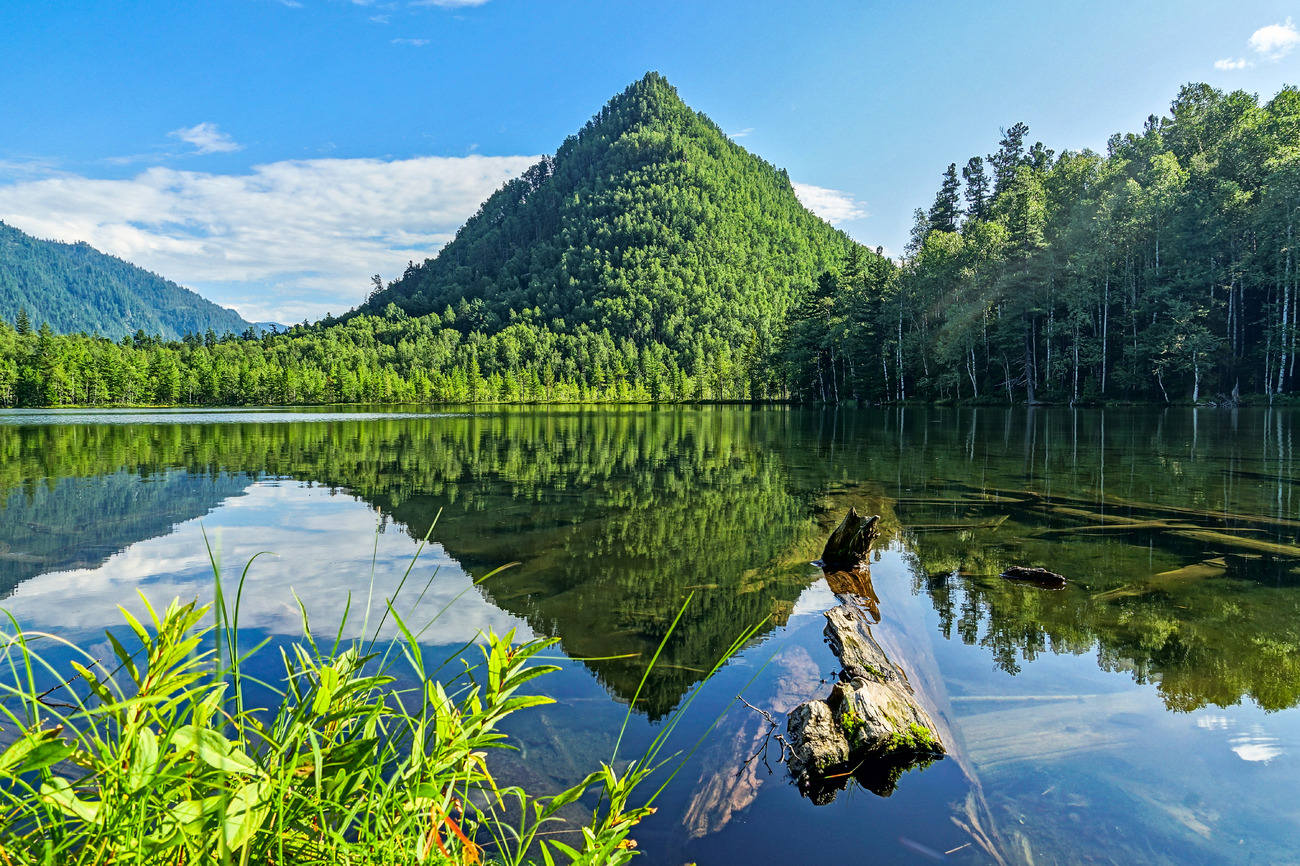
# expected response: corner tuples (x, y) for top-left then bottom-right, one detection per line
(853, 82), (1300, 404)
(885, 723), (940, 754)
(8, 80), (1300, 406)
(358, 72), (868, 399)
(0, 222), (251, 342)
(0, 587), (659, 864)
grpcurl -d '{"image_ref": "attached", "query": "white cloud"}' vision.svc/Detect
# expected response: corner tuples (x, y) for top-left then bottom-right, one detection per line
(0, 153), (537, 322)
(727, 128), (754, 139)
(391, 37), (429, 45)
(168, 122), (243, 155)
(409, 0), (490, 6)
(1250, 17), (1300, 59)
(791, 181), (869, 224)
(1214, 57), (1251, 70)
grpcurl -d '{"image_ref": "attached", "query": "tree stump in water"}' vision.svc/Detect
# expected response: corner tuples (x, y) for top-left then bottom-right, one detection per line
(819, 508), (880, 568)
(787, 605), (945, 802)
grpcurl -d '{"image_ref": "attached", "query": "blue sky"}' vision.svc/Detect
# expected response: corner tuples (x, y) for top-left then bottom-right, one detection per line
(2, 0), (1298, 323)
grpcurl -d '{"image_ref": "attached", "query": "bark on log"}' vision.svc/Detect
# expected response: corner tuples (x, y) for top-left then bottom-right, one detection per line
(819, 508), (880, 568)
(787, 604), (945, 802)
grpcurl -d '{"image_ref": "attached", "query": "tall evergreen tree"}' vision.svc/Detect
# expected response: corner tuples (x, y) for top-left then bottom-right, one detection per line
(962, 156), (991, 221)
(928, 163), (962, 233)
(990, 122), (1030, 195)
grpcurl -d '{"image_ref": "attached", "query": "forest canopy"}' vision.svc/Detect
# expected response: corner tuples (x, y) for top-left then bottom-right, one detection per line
(2, 78), (1297, 407)
(0, 222), (251, 342)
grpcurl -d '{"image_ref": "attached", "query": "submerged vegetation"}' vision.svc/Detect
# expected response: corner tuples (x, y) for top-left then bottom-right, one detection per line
(5, 407), (1300, 717)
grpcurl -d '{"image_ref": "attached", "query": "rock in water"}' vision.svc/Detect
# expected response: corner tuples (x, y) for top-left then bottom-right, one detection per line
(819, 508), (880, 567)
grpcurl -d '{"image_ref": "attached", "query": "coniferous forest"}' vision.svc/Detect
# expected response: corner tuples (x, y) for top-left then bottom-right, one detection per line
(1, 75), (1298, 407)
(0, 222), (251, 342)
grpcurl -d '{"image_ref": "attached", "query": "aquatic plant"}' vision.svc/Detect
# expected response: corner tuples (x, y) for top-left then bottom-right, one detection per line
(0, 530), (764, 865)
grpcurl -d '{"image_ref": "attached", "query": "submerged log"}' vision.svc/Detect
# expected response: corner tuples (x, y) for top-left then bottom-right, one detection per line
(819, 508), (880, 567)
(1093, 557), (1228, 601)
(787, 604), (944, 802)
(1000, 566), (1066, 589)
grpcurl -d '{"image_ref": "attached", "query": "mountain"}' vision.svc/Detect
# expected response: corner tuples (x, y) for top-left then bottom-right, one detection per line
(0, 221), (251, 340)
(359, 72), (862, 362)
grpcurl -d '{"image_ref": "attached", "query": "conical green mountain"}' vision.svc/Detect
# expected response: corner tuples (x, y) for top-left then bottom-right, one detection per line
(362, 72), (857, 361)
(0, 221), (251, 340)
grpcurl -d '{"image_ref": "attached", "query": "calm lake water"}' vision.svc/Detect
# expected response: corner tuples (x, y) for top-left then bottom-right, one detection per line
(2, 405), (1298, 864)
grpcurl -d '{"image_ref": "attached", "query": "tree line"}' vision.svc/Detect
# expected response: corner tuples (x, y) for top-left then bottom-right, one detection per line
(3, 81), (1296, 407)
(0, 309), (801, 407)
(877, 82), (1300, 404)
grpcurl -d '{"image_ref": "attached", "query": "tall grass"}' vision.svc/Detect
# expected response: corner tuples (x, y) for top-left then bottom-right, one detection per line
(0, 538), (762, 865)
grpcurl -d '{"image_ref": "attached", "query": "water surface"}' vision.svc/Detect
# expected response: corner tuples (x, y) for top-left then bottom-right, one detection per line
(2, 406), (1297, 864)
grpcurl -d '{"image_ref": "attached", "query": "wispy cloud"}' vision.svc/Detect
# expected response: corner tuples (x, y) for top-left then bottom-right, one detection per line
(0, 157), (66, 181)
(792, 182), (869, 224)
(391, 37), (429, 45)
(168, 122), (242, 155)
(408, 0), (491, 7)
(370, 14), (391, 23)
(0, 154), (537, 323)
(1250, 17), (1300, 60)
(727, 128), (754, 139)
(1214, 57), (1250, 70)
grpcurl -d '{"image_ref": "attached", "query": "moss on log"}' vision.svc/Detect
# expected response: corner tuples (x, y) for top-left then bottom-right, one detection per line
(787, 604), (945, 802)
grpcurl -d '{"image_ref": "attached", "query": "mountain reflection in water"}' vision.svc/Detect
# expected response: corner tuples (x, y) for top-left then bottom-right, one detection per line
(1, 406), (1299, 863)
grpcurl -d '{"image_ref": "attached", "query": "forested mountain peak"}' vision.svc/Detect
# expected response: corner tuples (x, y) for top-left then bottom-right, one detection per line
(354, 72), (876, 388)
(0, 221), (251, 341)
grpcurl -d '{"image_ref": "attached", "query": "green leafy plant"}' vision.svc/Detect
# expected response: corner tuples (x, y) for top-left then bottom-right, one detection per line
(0, 533), (765, 865)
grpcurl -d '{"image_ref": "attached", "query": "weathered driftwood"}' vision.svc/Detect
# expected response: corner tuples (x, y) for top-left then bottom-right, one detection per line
(819, 508), (880, 568)
(1169, 528), (1300, 559)
(787, 604), (944, 802)
(1000, 566), (1066, 589)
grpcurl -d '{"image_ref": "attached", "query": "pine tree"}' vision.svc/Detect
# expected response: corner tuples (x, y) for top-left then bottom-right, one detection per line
(15, 307), (30, 336)
(990, 122), (1030, 196)
(927, 163), (962, 233)
(962, 156), (991, 221)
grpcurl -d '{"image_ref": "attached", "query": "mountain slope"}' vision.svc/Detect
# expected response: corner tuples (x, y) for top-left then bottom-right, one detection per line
(0, 222), (251, 340)
(361, 72), (860, 358)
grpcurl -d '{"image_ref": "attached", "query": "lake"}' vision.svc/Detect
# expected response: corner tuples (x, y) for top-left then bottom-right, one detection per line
(1, 405), (1297, 864)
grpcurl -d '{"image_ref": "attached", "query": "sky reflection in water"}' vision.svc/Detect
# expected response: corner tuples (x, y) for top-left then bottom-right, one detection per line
(2, 406), (1300, 864)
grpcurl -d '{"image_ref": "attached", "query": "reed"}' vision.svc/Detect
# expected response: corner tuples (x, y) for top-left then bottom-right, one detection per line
(0, 532), (758, 865)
